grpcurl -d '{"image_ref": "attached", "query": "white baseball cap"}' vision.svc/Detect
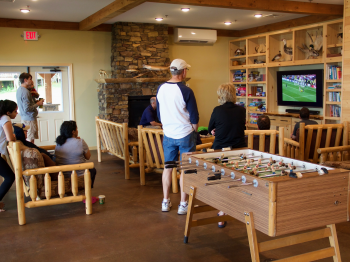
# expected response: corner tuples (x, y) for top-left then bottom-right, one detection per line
(170, 59), (191, 71)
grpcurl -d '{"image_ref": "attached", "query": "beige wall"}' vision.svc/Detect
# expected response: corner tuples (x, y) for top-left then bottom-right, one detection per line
(169, 36), (232, 127)
(0, 27), (111, 147)
(0, 27), (231, 146)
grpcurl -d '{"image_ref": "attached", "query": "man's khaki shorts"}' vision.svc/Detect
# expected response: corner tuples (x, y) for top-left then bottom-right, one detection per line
(22, 120), (39, 141)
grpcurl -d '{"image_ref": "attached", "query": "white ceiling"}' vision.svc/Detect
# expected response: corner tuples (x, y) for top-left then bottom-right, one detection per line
(0, 0), (115, 22)
(110, 2), (307, 30)
(0, 0), (344, 30)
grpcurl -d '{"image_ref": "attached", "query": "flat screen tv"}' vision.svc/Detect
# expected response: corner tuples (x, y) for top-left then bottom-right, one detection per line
(277, 69), (323, 107)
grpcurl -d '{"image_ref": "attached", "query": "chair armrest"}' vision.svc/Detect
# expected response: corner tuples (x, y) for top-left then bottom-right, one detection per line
(317, 145), (350, 154)
(128, 142), (139, 147)
(40, 145), (56, 150)
(196, 142), (213, 151)
(23, 162), (94, 176)
(284, 138), (300, 147)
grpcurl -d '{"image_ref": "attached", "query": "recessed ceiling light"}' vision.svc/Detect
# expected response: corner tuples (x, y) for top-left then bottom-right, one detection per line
(179, 35), (182, 38)
(181, 8), (190, 12)
(20, 9), (30, 13)
(191, 32), (196, 35)
(155, 18), (163, 21)
(224, 22), (232, 25)
(254, 14), (262, 18)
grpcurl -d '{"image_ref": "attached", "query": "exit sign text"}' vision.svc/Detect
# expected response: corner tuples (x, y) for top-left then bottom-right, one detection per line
(23, 31), (39, 41)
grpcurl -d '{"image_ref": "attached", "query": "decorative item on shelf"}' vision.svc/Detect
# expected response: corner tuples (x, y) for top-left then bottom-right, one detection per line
(297, 44), (320, 59)
(232, 61), (240, 66)
(143, 64), (169, 71)
(241, 61), (246, 65)
(272, 51), (282, 61)
(281, 39), (293, 57)
(337, 33), (343, 42)
(234, 48), (245, 56)
(254, 44), (266, 54)
(307, 31), (323, 54)
(234, 45), (246, 56)
(253, 59), (265, 64)
(99, 69), (109, 79)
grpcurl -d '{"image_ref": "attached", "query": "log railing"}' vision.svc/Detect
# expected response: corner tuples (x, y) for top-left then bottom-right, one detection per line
(7, 141), (93, 225)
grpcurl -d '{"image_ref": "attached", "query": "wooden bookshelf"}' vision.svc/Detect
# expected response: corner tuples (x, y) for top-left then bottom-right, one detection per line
(229, 18), (343, 127)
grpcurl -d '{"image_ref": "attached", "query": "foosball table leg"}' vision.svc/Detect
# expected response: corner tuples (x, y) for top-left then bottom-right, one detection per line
(327, 224), (342, 262)
(184, 186), (197, 244)
(244, 212), (260, 262)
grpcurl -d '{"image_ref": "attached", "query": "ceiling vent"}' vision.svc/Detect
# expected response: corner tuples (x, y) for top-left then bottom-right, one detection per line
(0, 0), (15, 2)
(174, 28), (217, 44)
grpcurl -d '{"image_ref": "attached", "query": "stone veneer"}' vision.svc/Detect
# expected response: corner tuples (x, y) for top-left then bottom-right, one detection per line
(98, 22), (170, 123)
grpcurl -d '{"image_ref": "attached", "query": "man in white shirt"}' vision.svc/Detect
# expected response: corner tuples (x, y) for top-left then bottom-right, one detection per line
(156, 59), (199, 214)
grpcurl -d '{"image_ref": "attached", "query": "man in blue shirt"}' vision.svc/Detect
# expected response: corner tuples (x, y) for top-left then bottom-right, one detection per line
(139, 97), (162, 128)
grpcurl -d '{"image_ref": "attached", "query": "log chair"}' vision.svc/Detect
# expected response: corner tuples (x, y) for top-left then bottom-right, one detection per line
(245, 127), (285, 155)
(138, 125), (212, 193)
(7, 141), (93, 225)
(95, 116), (139, 180)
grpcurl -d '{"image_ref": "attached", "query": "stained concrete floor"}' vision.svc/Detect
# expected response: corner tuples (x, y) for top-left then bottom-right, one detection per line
(1, 151), (350, 262)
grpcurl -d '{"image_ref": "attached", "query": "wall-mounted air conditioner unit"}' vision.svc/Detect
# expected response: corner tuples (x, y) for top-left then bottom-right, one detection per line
(174, 28), (217, 44)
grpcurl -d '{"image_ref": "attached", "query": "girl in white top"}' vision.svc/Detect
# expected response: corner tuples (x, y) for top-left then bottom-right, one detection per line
(0, 100), (17, 212)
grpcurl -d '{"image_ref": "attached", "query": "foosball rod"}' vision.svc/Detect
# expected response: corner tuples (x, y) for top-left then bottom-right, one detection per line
(205, 178), (244, 186)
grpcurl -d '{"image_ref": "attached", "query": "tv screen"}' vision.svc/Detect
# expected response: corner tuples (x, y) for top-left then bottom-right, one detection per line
(277, 69), (323, 107)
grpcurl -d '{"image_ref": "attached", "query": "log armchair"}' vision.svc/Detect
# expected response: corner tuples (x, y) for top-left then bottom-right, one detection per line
(304, 123), (346, 163)
(317, 121), (350, 164)
(283, 122), (347, 163)
(244, 127), (284, 155)
(95, 116), (139, 179)
(138, 125), (212, 193)
(283, 123), (305, 160)
(7, 141), (93, 225)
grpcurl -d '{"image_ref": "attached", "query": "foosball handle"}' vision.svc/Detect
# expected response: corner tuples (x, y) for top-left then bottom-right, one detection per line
(165, 164), (178, 169)
(289, 172), (297, 178)
(165, 161), (176, 164)
(207, 173), (221, 180)
(184, 236), (188, 243)
(184, 169), (197, 174)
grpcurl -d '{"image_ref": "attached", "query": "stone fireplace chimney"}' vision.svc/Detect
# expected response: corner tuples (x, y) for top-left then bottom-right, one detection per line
(97, 22), (170, 124)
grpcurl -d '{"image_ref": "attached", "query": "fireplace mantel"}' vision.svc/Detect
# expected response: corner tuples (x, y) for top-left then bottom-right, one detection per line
(95, 78), (191, 84)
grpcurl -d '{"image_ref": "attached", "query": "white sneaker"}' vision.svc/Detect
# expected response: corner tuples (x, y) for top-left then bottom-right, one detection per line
(177, 202), (188, 215)
(162, 199), (172, 212)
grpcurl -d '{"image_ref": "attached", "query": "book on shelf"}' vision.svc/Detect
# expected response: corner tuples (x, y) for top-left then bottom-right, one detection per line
(328, 92), (341, 102)
(327, 65), (342, 80)
(329, 105), (341, 117)
(233, 69), (246, 82)
(328, 83), (341, 89)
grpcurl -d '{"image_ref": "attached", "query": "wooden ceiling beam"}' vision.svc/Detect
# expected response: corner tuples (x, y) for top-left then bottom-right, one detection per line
(0, 18), (112, 32)
(79, 0), (147, 31)
(148, 0), (343, 16)
(238, 15), (342, 37)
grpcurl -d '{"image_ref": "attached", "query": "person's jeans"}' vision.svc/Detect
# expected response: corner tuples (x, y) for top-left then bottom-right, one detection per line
(163, 131), (197, 162)
(0, 155), (15, 201)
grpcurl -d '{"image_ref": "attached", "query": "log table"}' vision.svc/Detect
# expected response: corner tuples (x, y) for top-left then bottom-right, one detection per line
(179, 149), (349, 262)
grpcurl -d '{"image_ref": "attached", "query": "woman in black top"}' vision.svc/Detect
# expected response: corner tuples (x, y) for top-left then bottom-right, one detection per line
(208, 83), (246, 150)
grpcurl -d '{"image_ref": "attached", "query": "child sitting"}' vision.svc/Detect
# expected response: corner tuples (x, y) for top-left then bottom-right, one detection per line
(55, 121), (96, 188)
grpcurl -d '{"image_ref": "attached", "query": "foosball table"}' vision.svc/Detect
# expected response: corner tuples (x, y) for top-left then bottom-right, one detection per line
(172, 149), (349, 262)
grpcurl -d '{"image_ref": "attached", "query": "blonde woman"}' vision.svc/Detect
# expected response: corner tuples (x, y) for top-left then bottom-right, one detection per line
(208, 83), (246, 150)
